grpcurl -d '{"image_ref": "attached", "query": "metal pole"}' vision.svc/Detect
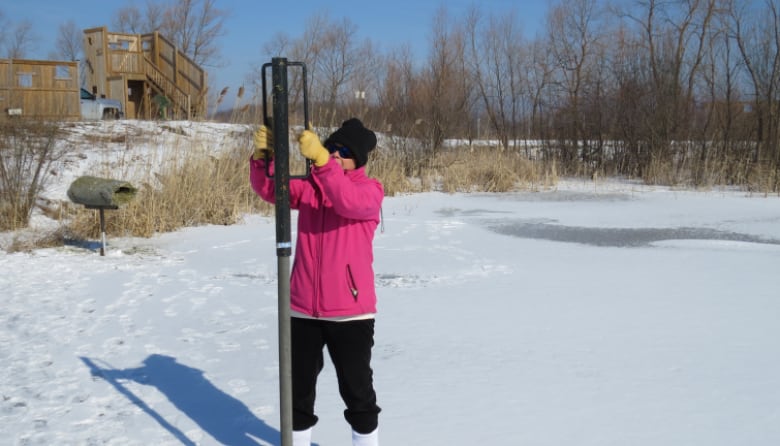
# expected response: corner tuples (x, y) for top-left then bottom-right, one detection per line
(99, 207), (107, 256)
(271, 57), (293, 446)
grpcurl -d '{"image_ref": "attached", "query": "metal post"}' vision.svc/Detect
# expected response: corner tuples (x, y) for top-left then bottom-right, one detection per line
(271, 57), (293, 446)
(83, 204), (118, 257)
(99, 207), (107, 256)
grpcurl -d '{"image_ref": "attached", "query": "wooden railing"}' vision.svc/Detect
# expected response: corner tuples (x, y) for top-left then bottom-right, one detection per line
(144, 56), (191, 120)
(141, 32), (205, 98)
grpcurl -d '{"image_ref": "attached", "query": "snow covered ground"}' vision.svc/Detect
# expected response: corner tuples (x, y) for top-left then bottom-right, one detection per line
(2, 122), (780, 445)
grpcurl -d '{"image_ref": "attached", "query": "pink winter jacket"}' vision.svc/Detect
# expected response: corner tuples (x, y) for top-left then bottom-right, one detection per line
(249, 156), (384, 318)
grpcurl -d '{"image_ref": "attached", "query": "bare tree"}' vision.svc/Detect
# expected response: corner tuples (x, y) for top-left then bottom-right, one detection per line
(618, 0), (717, 181)
(244, 32), (295, 122)
(605, 23), (648, 176)
(315, 16), (362, 125)
(113, 1), (166, 34)
(113, 0), (225, 68)
(344, 40), (382, 123)
(55, 20), (82, 61)
(281, 13), (330, 125)
(262, 12), (379, 128)
(546, 0), (605, 171)
(727, 0), (780, 183)
(465, 6), (528, 151)
(0, 11), (6, 55)
(688, 5), (746, 186)
(112, 4), (145, 33)
(5, 20), (37, 59)
(160, 0), (227, 68)
(376, 46), (418, 135)
(420, 6), (470, 152)
(0, 121), (69, 230)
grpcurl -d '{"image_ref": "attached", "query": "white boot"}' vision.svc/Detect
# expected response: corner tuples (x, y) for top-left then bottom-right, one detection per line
(352, 428), (378, 446)
(292, 427), (312, 446)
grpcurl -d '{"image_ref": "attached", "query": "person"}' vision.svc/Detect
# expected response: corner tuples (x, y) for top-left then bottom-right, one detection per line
(249, 118), (383, 446)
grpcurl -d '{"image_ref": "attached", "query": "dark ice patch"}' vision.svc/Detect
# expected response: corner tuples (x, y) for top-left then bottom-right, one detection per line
(487, 220), (780, 247)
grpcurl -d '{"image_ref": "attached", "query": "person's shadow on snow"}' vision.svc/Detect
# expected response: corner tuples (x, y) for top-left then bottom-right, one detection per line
(81, 354), (297, 446)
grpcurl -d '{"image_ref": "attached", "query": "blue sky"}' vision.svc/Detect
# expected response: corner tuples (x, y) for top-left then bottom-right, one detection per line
(3, 0), (547, 94)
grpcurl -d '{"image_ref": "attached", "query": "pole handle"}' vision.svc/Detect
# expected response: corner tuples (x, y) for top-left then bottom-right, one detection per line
(261, 61), (311, 179)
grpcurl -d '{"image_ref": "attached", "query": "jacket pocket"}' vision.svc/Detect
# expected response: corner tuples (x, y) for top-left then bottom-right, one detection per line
(346, 264), (359, 300)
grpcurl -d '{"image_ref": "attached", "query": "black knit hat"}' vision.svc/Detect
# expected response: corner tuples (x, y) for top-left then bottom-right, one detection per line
(323, 118), (377, 168)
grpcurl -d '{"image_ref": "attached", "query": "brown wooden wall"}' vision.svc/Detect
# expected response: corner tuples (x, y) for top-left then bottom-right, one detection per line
(82, 27), (110, 98)
(0, 59), (80, 121)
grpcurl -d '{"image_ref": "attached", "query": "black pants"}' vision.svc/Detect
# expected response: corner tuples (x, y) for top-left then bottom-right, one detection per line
(291, 317), (380, 434)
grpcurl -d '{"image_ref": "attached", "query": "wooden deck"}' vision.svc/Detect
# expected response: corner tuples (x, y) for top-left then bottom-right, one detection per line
(83, 27), (208, 120)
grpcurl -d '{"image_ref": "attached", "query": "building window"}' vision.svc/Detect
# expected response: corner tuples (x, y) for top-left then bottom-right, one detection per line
(17, 73), (33, 88)
(55, 65), (72, 80)
(109, 40), (131, 50)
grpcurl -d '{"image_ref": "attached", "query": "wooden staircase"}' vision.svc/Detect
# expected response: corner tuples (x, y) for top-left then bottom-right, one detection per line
(144, 56), (193, 119)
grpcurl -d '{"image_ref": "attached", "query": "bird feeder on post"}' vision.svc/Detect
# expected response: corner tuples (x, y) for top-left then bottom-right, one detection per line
(67, 175), (137, 256)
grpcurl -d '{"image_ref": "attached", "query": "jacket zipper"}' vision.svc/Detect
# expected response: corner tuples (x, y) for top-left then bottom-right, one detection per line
(313, 185), (326, 318)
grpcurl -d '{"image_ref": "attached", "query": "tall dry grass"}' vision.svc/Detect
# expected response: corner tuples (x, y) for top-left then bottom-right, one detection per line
(65, 125), (272, 240)
(434, 148), (557, 193)
(63, 127), (557, 243)
(369, 144), (558, 195)
(8, 113), (780, 253)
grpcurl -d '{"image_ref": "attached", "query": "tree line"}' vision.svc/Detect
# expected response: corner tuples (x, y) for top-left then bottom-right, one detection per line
(249, 0), (780, 190)
(4, 1), (780, 190)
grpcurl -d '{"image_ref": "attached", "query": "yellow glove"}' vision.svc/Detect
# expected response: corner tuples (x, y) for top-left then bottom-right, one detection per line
(297, 130), (330, 167)
(252, 125), (274, 160)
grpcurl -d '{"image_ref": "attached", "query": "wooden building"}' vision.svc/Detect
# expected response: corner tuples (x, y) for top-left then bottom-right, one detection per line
(0, 59), (80, 121)
(82, 27), (208, 120)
